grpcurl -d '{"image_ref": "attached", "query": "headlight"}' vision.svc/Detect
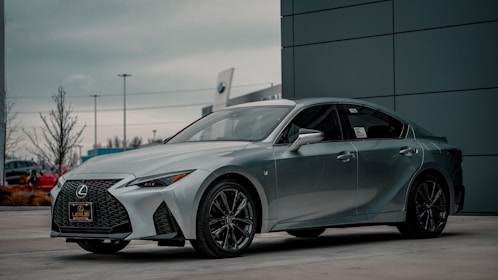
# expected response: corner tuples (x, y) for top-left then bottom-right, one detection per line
(127, 170), (194, 188)
(55, 176), (66, 190)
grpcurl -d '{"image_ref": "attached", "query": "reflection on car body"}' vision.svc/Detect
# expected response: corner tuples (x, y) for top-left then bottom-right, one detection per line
(50, 98), (464, 258)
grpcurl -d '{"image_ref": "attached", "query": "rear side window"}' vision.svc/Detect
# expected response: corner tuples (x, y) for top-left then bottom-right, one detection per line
(339, 104), (405, 140)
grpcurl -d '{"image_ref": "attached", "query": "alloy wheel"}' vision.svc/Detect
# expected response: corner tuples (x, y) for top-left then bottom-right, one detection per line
(207, 187), (255, 252)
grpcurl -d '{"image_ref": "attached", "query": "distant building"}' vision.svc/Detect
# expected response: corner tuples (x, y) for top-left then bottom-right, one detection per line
(80, 147), (135, 163)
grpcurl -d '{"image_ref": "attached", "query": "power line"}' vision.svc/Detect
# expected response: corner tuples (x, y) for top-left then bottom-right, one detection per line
(17, 102), (211, 115)
(8, 82), (275, 99)
(21, 120), (193, 130)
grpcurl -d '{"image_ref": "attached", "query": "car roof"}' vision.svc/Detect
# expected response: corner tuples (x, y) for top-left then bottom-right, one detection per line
(227, 97), (411, 125)
(229, 97), (392, 112)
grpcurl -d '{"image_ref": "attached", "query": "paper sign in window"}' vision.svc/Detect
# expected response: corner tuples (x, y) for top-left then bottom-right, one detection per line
(354, 127), (367, 138)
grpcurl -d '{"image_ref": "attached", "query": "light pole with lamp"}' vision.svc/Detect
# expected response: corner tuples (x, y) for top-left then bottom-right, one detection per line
(118, 74), (131, 151)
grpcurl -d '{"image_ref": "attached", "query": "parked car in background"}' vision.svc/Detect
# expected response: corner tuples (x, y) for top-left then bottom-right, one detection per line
(5, 159), (39, 185)
(50, 98), (464, 258)
(34, 166), (69, 191)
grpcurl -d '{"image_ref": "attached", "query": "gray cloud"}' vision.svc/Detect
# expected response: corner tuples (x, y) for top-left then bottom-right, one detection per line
(5, 0), (281, 158)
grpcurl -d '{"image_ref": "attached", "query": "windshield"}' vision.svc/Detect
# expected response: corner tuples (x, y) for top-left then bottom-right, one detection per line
(168, 106), (292, 143)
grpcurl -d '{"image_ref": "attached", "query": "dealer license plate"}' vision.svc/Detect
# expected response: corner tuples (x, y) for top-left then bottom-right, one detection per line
(69, 202), (93, 222)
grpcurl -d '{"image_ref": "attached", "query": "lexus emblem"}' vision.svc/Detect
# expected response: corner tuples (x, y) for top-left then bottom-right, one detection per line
(76, 185), (88, 199)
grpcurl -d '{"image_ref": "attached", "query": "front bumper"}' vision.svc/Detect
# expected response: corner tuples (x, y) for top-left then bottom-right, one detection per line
(50, 170), (211, 241)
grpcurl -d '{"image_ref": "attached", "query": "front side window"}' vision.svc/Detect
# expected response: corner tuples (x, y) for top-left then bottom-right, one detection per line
(278, 104), (342, 144)
(168, 106), (292, 143)
(339, 104), (405, 140)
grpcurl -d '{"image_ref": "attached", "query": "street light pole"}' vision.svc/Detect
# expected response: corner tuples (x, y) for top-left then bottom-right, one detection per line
(118, 74), (131, 151)
(90, 94), (100, 149)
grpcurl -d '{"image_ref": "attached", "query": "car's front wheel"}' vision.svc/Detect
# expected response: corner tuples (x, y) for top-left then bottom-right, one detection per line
(76, 240), (130, 254)
(397, 174), (449, 238)
(191, 179), (257, 258)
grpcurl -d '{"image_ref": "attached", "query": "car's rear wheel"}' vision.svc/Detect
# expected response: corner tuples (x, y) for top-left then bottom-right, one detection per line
(397, 174), (449, 238)
(287, 228), (325, 238)
(191, 179), (257, 258)
(76, 240), (130, 254)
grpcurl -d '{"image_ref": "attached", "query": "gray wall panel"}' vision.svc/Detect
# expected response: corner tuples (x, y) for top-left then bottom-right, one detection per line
(281, 0), (293, 16)
(395, 0), (498, 32)
(395, 22), (498, 94)
(461, 156), (498, 213)
(294, 0), (384, 14)
(281, 16), (294, 47)
(359, 96), (395, 111)
(281, 47), (295, 99)
(294, 1), (392, 45)
(294, 36), (393, 99)
(396, 89), (498, 155)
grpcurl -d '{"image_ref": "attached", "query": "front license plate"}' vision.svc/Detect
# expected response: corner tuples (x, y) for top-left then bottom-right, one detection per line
(69, 202), (93, 222)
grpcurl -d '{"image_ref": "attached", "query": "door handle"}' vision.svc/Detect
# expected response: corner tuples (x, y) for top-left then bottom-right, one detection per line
(399, 147), (418, 156)
(337, 151), (355, 162)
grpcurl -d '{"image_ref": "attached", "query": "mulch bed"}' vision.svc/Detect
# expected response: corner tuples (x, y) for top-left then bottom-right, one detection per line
(0, 185), (51, 206)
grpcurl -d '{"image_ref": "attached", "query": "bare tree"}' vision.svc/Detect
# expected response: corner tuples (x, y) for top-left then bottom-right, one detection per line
(106, 138), (113, 148)
(114, 136), (121, 148)
(130, 136), (142, 148)
(2, 92), (22, 185)
(25, 86), (86, 175)
(5, 97), (22, 155)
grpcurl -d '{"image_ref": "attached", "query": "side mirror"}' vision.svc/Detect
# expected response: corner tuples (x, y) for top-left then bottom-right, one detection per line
(288, 128), (324, 152)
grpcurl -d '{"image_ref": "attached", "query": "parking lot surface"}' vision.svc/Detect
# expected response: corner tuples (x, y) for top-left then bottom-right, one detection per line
(0, 207), (497, 280)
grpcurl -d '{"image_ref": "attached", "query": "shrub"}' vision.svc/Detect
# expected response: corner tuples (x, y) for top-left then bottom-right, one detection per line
(0, 186), (51, 206)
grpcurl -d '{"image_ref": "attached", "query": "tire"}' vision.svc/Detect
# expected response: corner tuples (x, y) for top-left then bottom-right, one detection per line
(191, 179), (257, 258)
(287, 228), (325, 238)
(397, 175), (449, 238)
(76, 240), (130, 254)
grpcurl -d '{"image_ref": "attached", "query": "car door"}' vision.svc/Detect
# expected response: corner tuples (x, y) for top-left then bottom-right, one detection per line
(337, 104), (423, 215)
(273, 104), (358, 226)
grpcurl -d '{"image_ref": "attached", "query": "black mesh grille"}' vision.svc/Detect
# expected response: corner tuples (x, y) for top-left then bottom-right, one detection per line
(52, 179), (132, 235)
(153, 202), (176, 235)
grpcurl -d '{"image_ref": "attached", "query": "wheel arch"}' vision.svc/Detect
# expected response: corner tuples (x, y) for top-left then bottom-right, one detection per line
(209, 173), (263, 234)
(192, 167), (269, 238)
(405, 165), (455, 213)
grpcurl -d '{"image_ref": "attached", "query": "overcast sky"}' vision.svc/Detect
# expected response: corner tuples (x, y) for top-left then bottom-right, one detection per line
(5, 0), (281, 159)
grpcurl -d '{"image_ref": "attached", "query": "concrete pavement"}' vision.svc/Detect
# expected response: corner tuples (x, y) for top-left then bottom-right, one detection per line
(0, 207), (497, 279)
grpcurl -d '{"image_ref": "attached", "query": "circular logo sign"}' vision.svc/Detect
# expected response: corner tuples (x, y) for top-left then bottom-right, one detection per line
(217, 81), (226, 94)
(76, 184), (88, 199)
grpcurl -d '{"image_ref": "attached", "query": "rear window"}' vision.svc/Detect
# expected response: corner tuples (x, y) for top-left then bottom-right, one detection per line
(339, 104), (405, 139)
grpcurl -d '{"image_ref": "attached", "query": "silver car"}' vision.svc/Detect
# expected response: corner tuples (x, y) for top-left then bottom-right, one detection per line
(50, 98), (464, 258)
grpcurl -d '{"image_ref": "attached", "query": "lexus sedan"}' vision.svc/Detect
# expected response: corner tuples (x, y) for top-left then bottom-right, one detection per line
(50, 98), (464, 258)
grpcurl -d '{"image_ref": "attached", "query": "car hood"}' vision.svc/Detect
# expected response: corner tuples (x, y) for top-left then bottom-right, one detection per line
(69, 141), (250, 179)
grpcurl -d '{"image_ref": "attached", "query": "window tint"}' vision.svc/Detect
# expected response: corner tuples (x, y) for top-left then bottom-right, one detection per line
(339, 104), (405, 139)
(278, 105), (341, 144)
